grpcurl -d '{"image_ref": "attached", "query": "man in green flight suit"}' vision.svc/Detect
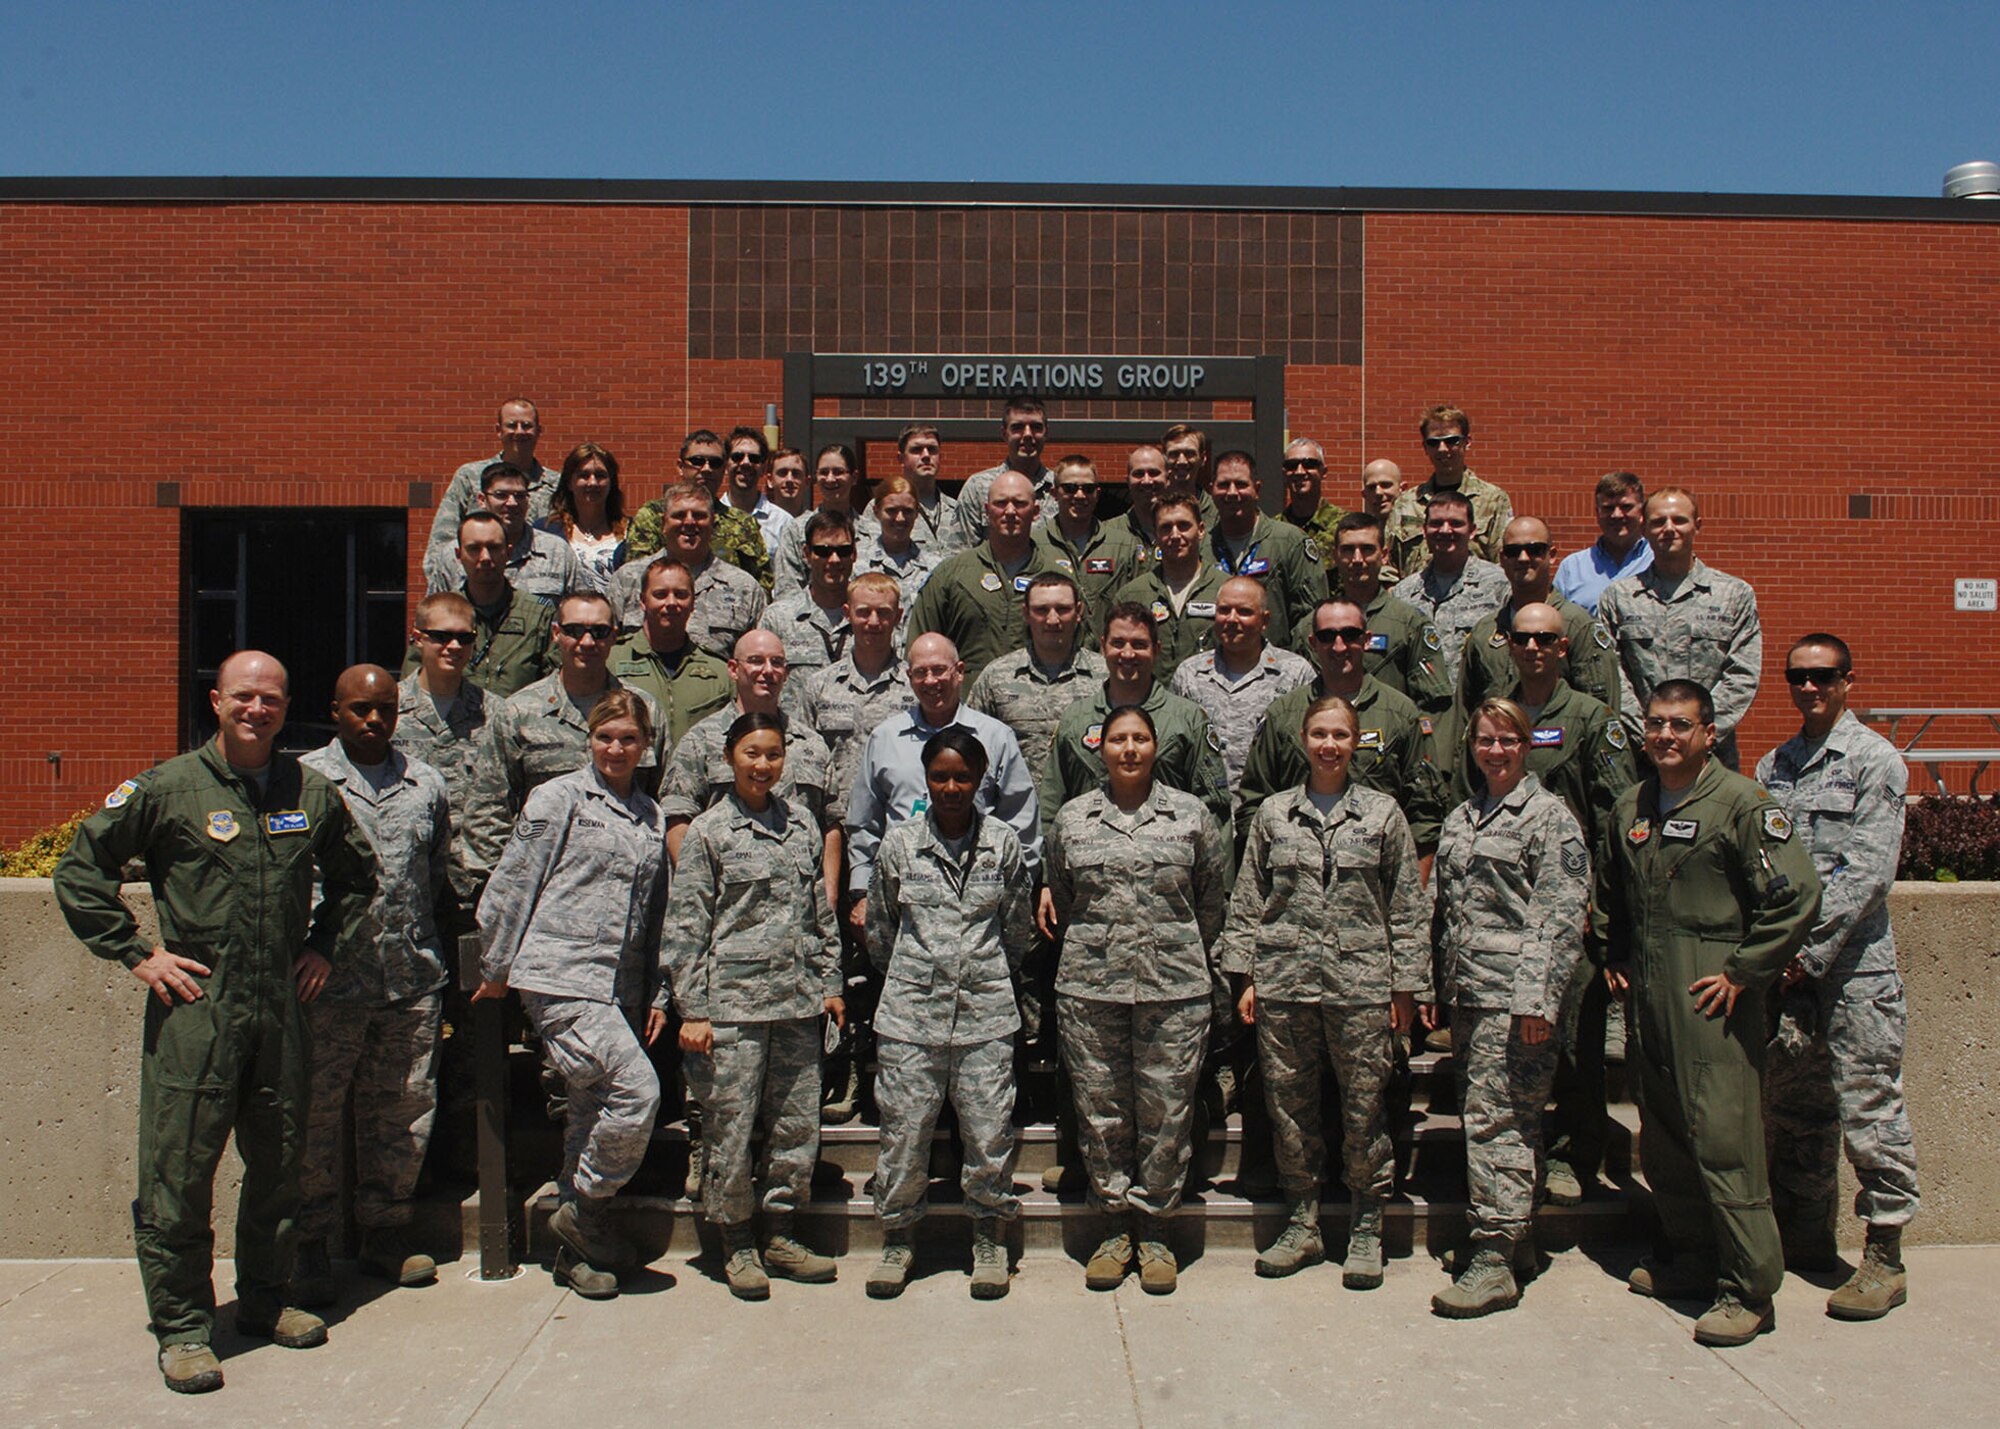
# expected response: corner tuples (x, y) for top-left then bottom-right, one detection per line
(1590, 679), (1821, 1348)
(54, 651), (376, 1395)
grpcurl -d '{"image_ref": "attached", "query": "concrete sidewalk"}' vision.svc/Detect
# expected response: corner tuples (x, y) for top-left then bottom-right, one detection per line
(2, 1244), (1994, 1427)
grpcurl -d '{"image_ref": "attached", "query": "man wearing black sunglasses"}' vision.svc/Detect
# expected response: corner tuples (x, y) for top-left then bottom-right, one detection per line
(402, 510), (556, 700)
(1456, 516), (1621, 732)
(625, 429), (774, 592)
(1383, 403), (1514, 575)
(1756, 635), (1919, 1322)
(1276, 438), (1347, 562)
(758, 509), (859, 711)
(461, 591), (665, 875)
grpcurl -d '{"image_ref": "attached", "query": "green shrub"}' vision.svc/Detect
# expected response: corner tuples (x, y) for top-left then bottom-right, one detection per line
(1, 808), (93, 878)
(1897, 794), (2000, 882)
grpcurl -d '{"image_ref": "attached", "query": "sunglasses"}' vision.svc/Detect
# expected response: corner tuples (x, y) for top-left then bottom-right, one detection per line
(1423, 434), (1466, 450)
(683, 454), (726, 469)
(1501, 542), (1551, 559)
(1786, 667), (1848, 687)
(418, 628), (476, 646)
(1509, 630), (1563, 648)
(557, 622), (614, 642)
(1056, 482), (1097, 495)
(1281, 458), (1325, 472)
(1312, 625), (1369, 646)
(807, 542), (856, 558)
(728, 451), (763, 464)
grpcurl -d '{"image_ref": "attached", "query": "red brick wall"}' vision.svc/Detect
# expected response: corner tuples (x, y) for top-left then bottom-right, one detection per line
(2, 199), (1995, 841)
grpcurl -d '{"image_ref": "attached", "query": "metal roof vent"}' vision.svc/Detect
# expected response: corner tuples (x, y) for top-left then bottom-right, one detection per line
(1943, 161), (2000, 198)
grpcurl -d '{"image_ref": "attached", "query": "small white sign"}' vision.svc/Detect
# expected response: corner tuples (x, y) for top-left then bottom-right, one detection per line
(1956, 578), (1998, 612)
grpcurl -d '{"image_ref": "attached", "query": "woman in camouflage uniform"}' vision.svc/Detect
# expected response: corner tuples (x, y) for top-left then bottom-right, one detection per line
(1426, 698), (1591, 1317)
(1221, 694), (1432, 1290)
(1040, 705), (1230, 1296)
(663, 712), (845, 1301)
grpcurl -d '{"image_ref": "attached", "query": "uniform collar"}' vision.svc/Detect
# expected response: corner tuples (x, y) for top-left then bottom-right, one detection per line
(722, 791), (792, 840)
(312, 737), (412, 802)
(1641, 558), (1714, 597)
(1784, 710), (1865, 773)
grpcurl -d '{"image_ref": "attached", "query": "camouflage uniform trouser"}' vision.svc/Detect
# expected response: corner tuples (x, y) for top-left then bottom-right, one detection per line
(1764, 972), (1920, 1228)
(1058, 995), (1209, 1217)
(1454, 1003), (1559, 1244)
(872, 1035), (1020, 1231)
(1257, 1000), (1395, 1207)
(299, 993), (442, 1239)
(686, 1017), (824, 1226)
(521, 994), (660, 1202)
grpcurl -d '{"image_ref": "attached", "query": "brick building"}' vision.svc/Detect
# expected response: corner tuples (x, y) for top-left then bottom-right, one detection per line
(2, 178), (1996, 842)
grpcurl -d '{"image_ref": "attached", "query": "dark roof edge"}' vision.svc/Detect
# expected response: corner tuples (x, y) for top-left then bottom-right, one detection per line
(0, 176), (1995, 222)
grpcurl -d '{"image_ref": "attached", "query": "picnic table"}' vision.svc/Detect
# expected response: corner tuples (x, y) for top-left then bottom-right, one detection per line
(1854, 708), (2000, 795)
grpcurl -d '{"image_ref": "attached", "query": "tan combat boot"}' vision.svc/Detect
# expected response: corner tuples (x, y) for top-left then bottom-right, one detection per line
(1085, 1217), (1134, 1291)
(722, 1224), (770, 1301)
(1827, 1225), (1907, 1321)
(969, 1217), (1010, 1299)
(235, 1306), (328, 1349)
(1343, 1195), (1386, 1290)
(359, 1226), (438, 1288)
(1135, 1216), (1178, 1296)
(159, 1343), (224, 1395)
(1255, 1197), (1325, 1278)
(1694, 1291), (1775, 1346)
(866, 1229), (916, 1299)
(1431, 1243), (1521, 1318)
(762, 1215), (837, 1284)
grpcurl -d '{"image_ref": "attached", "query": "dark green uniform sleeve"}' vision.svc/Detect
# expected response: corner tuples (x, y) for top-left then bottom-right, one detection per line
(1586, 799), (1633, 970)
(1234, 717), (1306, 855)
(1723, 795), (1823, 991)
(1395, 722), (1444, 855)
(53, 781), (160, 969)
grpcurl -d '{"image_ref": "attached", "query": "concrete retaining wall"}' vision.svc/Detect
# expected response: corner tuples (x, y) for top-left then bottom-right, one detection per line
(3, 877), (1995, 1258)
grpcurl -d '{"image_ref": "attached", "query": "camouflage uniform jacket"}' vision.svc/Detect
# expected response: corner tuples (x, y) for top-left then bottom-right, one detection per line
(660, 793), (841, 1021)
(1598, 558), (1762, 746)
(661, 702), (837, 830)
(865, 812), (1035, 1046)
(1287, 586), (1453, 715)
(757, 590), (852, 713)
(401, 582), (554, 699)
(1030, 517), (1147, 632)
(868, 488), (961, 556)
(1391, 557), (1510, 686)
(1045, 784), (1230, 1003)
(1448, 678), (1636, 855)
(793, 654), (914, 813)
(852, 534), (942, 608)
(1208, 515), (1329, 654)
(427, 456), (559, 552)
(422, 523), (577, 602)
(1040, 681), (1232, 833)
(1432, 773), (1590, 1019)
(1455, 590), (1620, 724)
(1383, 471), (1514, 574)
(1112, 563), (1228, 685)
(1281, 499), (1348, 567)
(625, 497), (772, 591)
(904, 540), (1066, 689)
(1169, 644), (1316, 793)
(604, 634), (732, 753)
(606, 553), (769, 660)
(392, 672), (488, 852)
(963, 645), (1109, 797)
(299, 739), (455, 1004)
(476, 766), (667, 1007)
(1219, 784), (1432, 1006)
(1755, 711), (1908, 980)
(951, 461), (1057, 548)
(461, 673), (664, 876)
(1235, 674), (1445, 854)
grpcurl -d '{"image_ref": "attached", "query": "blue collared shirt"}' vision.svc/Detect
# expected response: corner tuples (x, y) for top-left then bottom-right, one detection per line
(1554, 539), (1654, 614)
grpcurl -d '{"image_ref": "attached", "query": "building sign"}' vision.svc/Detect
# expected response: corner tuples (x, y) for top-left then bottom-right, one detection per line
(1955, 578), (1997, 612)
(818, 354), (1257, 400)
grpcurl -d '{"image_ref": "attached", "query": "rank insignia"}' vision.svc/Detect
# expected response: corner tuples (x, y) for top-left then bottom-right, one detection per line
(104, 779), (138, 810)
(1560, 842), (1589, 876)
(1662, 819), (1699, 841)
(1762, 806), (1794, 842)
(1627, 817), (1652, 846)
(980, 572), (1004, 592)
(206, 810), (240, 843)
(264, 810), (311, 835)
(1083, 723), (1104, 751)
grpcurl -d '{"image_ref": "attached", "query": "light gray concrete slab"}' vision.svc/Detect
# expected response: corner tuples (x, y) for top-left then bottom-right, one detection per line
(472, 1243), (1141, 1428)
(0, 1261), (70, 1311)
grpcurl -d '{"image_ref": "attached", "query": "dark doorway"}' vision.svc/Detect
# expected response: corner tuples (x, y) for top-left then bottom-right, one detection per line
(183, 509), (407, 753)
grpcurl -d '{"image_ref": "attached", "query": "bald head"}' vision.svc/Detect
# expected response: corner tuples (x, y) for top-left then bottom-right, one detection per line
(1503, 515), (1550, 545)
(331, 663), (398, 761)
(906, 633), (967, 722)
(728, 629), (790, 712)
(1361, 459), (1403, 516)
(1507, 600), (1569, 691)
(211, 650), (290, 763)
(217, 650), (289, 696)
(1498, 515), (1556, 598)
(332, 663), (395, 703)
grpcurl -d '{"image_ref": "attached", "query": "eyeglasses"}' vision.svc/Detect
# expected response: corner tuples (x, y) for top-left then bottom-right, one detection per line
(557, 622), (614, 642)
(484, 488), (528, 504)
(1281, 458), (1324, 472)
(1508, 629), (1564, 648)
(418, 628), (477, 646)
(1642, 716), (1702, 735)
(807, 542), (856, 559)
(1473, 735), (1524, 750)
(1312, 625), (1369, 646)
(1423, 434), (1466, 450)
(1501, 542), (1551, 559)
(683, 454), (726, 469)
(1056, 482), (1097, 495)
(1786, 667), (1849, 687)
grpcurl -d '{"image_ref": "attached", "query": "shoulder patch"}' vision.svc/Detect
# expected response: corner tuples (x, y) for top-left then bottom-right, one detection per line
(1303, 538), (1322, 563)
(980, 572), (1003, 592)
(104, 778), (139, 810)
(1626, 817), (1651, 846)
(1052, 558), (1073, 572)
(1422, 628), (1443, 652)
(1150, 600), (1171, 623)
(1489, 630), (1509, 647)
(1605, 722), (1628, 751)
(1762, 806), (1794, 842)
(1082, 723), (1104, 751)
(1560, 841), (1589, 877)
(1206, 726), (1223, 754)
(1419, 717), (1435, 736)
(1593, 622), (1614, 650)
(206, 810), (240, 843)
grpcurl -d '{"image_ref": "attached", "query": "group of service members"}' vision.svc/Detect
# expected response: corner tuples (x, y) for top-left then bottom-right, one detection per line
(53, 396), (1920, 1396)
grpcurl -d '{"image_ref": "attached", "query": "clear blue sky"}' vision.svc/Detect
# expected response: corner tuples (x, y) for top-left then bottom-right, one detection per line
(4, 1), (1993, 196)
